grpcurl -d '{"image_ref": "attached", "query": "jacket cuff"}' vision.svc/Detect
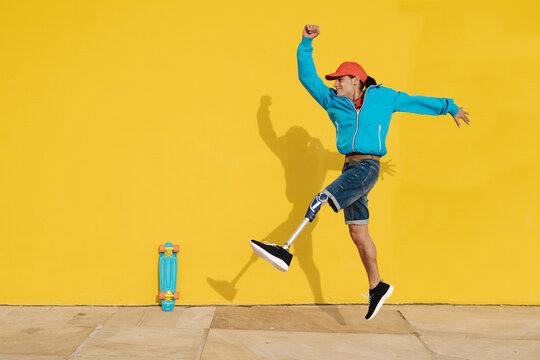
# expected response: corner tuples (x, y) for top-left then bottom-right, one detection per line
(301, 36), (313, 46)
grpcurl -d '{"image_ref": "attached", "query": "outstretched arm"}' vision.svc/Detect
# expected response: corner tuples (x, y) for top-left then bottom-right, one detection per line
(297, 25), (333, 110)
(393, 91), (470, 128)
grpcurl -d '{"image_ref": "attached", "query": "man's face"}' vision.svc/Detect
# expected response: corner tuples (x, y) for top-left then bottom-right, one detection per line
(333, 76), (358, 98)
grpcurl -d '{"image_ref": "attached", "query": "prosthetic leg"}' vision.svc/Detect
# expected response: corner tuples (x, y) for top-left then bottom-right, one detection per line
(250, 193), (329, 271)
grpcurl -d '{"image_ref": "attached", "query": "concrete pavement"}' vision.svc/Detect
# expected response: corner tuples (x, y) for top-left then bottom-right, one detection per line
(1, 304), (539, 359)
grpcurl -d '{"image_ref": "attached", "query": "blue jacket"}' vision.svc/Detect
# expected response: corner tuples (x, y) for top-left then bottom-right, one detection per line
(297, 37), (459, 156)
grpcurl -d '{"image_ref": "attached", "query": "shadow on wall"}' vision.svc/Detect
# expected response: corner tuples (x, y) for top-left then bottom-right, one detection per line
(207, 95), (397, 309)
(208, 95), (342, 305)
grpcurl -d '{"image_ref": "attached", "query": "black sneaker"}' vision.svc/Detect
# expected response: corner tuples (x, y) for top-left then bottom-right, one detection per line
(250, 240), (292, 272)
(365, 281), (394, 320)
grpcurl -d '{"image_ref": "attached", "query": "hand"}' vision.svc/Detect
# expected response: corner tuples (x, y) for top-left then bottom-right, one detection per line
(453, 107), (470, 128)
(303, 25), (320, 39)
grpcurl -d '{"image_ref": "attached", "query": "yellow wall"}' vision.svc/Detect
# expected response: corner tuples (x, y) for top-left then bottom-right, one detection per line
(1, 0), (539, 305)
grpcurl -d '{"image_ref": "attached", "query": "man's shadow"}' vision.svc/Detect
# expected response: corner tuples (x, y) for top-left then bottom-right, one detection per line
(207, 95), (396, 324)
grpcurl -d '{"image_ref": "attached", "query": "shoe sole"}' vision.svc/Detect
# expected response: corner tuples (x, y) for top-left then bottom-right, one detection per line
(250, 241), (289, 272)
(366, 285), (394, 321)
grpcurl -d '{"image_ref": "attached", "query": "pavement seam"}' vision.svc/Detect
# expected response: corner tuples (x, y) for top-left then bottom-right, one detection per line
(397, 310), (438, 357)
(67, 324), (103, 360)
(194, 328), (210, 360)
(193, 307), (215, 360)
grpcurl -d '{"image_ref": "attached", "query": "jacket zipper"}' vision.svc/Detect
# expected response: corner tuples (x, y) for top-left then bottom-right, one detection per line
(346, 98), (361, 153)
(352, 109), (360, 152)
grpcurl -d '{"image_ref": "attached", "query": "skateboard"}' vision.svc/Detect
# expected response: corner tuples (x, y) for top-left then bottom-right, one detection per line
(158, 242), (180, 311)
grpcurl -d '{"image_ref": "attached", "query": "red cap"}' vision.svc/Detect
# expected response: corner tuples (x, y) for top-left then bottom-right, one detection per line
(325, 62), (368, 82)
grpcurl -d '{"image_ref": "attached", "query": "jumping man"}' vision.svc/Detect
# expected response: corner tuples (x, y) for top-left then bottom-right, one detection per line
(251, 25), (470, 320)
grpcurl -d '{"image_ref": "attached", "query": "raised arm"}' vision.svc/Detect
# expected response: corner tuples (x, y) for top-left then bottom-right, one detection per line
(297, 25), (333, 110)
(393, 91), (470, 128)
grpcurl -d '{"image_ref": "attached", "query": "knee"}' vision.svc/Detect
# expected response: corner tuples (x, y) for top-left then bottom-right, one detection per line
(349, 225), (370, 245)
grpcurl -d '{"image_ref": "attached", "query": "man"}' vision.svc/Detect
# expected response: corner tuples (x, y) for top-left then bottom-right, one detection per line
(251, 25), (470, 320)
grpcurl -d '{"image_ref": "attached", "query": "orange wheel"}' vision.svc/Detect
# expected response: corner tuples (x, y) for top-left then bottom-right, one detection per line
(159, 292), (166, 300)
(173, 292), (180, 300)
(159, 244), (166, 253)
(173, 245), (180, 253)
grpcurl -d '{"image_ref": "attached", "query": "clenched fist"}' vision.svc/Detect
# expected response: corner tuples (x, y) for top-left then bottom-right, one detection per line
(303, 24), (320, 39)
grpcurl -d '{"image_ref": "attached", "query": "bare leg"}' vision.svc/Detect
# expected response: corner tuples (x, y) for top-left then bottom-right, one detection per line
(348, 224), (381, 290)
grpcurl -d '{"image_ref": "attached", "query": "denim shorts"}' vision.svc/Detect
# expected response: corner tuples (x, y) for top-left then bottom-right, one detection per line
(321, 158), (380, 225)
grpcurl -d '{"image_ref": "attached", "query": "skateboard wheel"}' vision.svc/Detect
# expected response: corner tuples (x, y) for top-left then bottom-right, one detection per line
(173, 292), (180, 300)
(173, 245), (180, 253)
(159, 245), (166, 253)
(159, 292), (166, 300)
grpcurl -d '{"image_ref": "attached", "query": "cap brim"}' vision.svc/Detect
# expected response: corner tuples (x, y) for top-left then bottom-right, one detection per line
(325, 72), (342, 80)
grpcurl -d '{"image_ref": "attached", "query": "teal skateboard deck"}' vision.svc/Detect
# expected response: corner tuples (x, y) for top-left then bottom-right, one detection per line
(158, 242), (179, 311)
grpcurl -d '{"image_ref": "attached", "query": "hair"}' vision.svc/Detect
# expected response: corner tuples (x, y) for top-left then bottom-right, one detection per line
(348, 75), (377, 91)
